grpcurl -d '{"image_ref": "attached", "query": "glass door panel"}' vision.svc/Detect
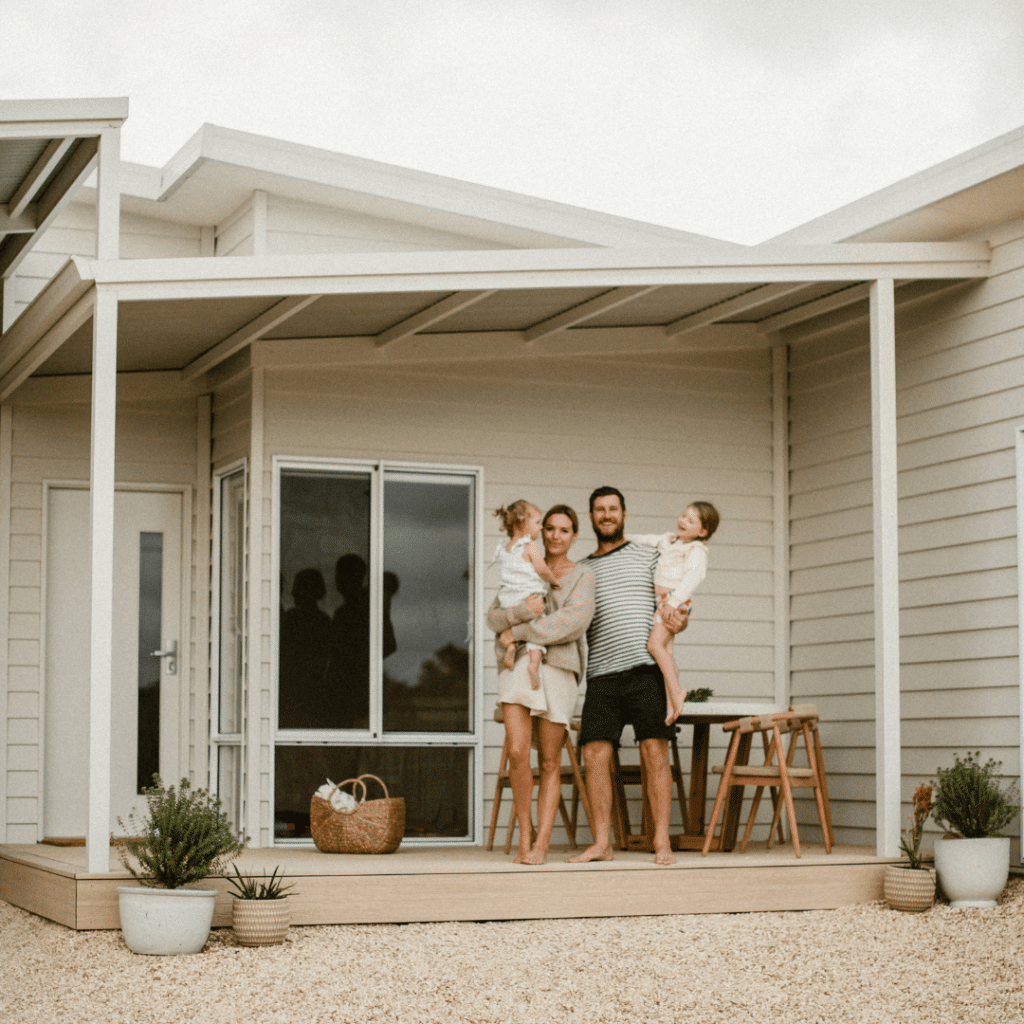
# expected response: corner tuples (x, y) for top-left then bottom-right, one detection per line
(382, 473), (473, 734)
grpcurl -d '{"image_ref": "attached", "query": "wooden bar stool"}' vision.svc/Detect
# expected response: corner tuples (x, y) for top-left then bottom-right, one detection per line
(486, 706), (594, 854)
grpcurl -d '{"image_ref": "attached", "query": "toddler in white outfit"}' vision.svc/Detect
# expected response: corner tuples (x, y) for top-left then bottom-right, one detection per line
(628, 500), (720, 724)
(493, 500), (561, 690)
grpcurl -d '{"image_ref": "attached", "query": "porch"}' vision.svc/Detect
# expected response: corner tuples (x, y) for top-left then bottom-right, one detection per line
(1, 840), (893, 931)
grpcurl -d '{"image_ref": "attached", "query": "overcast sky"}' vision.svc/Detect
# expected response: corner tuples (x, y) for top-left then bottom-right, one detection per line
(5, 0), (1024, 243)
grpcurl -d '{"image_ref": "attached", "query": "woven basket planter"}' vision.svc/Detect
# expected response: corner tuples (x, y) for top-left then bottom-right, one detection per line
(232, 897), (290, 946)
(883, 864), (936, 913)
(310, 774), (405, 854)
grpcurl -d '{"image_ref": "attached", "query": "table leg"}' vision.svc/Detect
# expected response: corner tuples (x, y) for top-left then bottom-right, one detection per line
(686, 723), (710, 835)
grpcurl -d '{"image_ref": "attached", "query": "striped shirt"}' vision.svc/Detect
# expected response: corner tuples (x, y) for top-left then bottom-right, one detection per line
(582, 541), (658, 679)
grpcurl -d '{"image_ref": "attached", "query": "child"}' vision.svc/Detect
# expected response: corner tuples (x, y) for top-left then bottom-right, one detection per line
(628, 500), (720, 725)
(493, 500), (561, 690)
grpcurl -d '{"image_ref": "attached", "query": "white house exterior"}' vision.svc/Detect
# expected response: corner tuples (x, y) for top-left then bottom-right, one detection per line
(0, 99), (1019, 875)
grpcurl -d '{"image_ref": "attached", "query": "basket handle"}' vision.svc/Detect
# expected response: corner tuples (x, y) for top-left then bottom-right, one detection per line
(354, 773), (390, 799)
(328, 777), (368, 803)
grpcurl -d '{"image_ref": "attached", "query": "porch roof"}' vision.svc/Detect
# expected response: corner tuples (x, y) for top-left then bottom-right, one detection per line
(0, 239), (990, 399)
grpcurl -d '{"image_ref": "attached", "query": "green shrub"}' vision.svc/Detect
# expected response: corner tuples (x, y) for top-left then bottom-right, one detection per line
(932, 752), (1019, 839)
(118, 776), (246, 889)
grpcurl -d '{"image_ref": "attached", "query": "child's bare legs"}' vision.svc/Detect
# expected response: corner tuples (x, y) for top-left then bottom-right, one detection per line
(502, 638), (517, 672)
(527, 647), (543, 690)
(648, 620), (687, 725)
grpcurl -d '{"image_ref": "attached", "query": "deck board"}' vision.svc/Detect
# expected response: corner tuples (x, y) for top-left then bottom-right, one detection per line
(1, 842), (894, 930)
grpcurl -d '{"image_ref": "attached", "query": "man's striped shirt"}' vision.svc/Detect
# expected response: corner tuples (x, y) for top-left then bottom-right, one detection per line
(582, 541), (658, 679)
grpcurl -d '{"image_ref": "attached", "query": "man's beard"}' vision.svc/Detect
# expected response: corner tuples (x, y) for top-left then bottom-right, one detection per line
(594, 522), (624, 543)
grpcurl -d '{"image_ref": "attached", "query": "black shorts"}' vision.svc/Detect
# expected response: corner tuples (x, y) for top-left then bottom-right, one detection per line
(578, 665), (676, 748)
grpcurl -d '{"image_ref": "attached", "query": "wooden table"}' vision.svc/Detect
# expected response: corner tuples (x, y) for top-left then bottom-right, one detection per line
(619, 702), (781, 853)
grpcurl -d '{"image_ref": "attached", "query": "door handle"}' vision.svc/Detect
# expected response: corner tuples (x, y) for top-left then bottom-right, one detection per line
(151, 639), (178, 675)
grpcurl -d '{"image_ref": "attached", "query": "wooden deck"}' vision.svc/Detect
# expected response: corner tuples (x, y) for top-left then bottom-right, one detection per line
(1, 841), (895, 931)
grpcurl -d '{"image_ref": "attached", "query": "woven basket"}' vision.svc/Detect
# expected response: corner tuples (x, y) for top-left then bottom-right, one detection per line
(310, 774), (405, 854)
(883, 864), (935, 913)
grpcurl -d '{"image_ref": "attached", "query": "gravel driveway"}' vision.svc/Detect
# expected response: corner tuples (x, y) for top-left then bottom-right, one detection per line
(3, 879), (1023, 1023)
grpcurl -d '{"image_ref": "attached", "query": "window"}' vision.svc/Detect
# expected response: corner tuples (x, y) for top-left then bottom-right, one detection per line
(273, 459), (480, 843)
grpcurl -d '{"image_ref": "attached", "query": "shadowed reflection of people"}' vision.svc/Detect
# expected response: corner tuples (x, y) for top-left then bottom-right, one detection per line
(383, 570), (400, 660)
(324, 554), (371, 729)
(279, 568), (331, 729)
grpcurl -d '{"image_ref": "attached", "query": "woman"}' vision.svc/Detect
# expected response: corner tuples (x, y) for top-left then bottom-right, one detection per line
(487, 504), (595, 864)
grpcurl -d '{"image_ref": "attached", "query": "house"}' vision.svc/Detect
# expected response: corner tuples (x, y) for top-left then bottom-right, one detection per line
(0, 99), (1019, 894)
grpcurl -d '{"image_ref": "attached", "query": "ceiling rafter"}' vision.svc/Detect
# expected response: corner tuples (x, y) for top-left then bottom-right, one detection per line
(523, 286), (660, 343)
(663, 282), (810, 337)
(9, 138), (75, 219)
(181, 293), (322, 381)
(756, 284), (871, 333)
(374, 290), (495, 348)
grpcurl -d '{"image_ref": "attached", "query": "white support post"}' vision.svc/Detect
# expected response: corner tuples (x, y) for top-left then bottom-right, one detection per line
(869, 279), (901, 858)
(245, 368), (265, 845)
(95, 127), (121, 261)
(86, 287), (118, 872)
(771, 343), (790, 710)
(1015, 425), (1024, 864)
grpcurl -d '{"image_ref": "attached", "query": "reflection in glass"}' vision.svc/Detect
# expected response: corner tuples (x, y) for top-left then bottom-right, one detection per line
(279, 470), (370, 730)
(137, 532), (162, 793)
(382, 475), (472, 733)
(219, 471), (245, 735)
(274, 745), (470, 839)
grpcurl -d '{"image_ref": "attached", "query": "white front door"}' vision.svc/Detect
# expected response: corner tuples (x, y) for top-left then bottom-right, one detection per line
(43, 488), (183, 837)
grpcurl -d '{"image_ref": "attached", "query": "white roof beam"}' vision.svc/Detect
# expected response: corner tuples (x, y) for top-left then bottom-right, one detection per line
(374, 289), (495, 349)
(523, 286), (659, 343)
(663, 282), (809, 337)
(8, 138), (75, 218)
(756, 284), (871, 333)
(181, 293), (322, 381)
(0, 204), (36, 235)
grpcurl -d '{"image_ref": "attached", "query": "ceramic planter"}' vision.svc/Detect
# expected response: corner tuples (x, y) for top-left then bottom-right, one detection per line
(232, 896), (290, 946)
(117, 885), (218, 955)
(933, 836), (1010, 908)
(883, 864), (935, 912)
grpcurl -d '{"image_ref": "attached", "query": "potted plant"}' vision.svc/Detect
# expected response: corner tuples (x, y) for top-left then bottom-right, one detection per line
(117, 776), (246, 955)
(883, 783), (936, 912)
(931, 752), (1019, 908)
(227, 865), (295, 947)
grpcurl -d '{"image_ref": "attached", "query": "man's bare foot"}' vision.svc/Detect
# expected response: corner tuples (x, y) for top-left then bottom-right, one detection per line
(502, 644), (515, 671)
(653, 841), (676, 866)
(567, 842), (614, 863)
(528, 663), (541, 690)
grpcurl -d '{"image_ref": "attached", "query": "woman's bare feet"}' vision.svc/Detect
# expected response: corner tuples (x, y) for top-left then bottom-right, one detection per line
(653, 840), (676, 866)
(520, 843), (549, 865)
(566, 842), (614, 863)
(513, 839), (532, 864)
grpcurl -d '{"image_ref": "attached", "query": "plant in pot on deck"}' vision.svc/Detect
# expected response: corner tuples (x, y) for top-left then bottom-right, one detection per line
(883, 783), (936, 912)
(117, 776), (246, 955)
(227, 865), (295, 947)
(931, 752), (1019, 909)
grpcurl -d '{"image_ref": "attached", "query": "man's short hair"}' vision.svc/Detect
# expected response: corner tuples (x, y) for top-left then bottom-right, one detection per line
(589, 486), (625, 513)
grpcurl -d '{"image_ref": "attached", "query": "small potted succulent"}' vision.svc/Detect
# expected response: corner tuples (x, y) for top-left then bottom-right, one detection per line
(932, 752), (1019, 908)
(117, 776), (246, 955)
(883, 783), (936, 912)
(227, 865), (296, 946)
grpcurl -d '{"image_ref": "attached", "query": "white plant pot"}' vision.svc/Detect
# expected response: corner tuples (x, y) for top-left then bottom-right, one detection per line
(117, 886), (218, 955)
(933, 836), (1010, 909)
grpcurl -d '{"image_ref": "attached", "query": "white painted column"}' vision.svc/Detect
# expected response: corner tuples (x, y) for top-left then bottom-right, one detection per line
(95, 127), (121, 261)
(0, 406), (12, 840)
(245, 369), (265, 845)
(771, 343), (790, 710)
(86, 287), (118, 873)
(869, 279), (901, 857)
(1015, 426), (1024, 864)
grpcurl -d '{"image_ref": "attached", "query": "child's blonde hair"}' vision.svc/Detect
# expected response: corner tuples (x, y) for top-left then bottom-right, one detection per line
(690, 501), (720, 541)
(494, 500), (540, 538)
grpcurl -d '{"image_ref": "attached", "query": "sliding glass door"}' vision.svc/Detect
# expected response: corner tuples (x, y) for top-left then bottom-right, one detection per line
(273, 460), (479, 843)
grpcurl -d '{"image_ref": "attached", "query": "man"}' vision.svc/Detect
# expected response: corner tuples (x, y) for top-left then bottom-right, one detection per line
(569, 486), (687, 866)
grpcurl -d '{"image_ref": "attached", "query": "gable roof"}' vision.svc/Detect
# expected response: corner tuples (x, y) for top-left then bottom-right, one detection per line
(114, 123), (743, 251)
(770, 124), (1024, 244)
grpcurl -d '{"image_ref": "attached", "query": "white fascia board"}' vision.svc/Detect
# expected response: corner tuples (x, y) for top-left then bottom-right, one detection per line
(0, 97), (128, 137)
(771, 124), (1024, 244)
(147, 123), (742, 249)
(86, 241), (990, 301)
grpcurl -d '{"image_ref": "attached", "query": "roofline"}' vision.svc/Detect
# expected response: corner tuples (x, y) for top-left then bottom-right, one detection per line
(130, 123), (743, 250)
(0, 97), (128, 133)
(769, 124), (1024, 244)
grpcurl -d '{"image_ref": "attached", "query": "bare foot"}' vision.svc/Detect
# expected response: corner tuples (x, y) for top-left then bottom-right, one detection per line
(513, 840), (532, 864)
(653, 841), (676, 866)
(502, 644), (515, 671)
(521, 844), (549, 865)
(528, 663), (541, 690)
(567, 842), (614, 863)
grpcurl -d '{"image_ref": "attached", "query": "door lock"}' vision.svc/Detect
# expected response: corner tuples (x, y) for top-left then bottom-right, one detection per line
(150, 639), (178, 675)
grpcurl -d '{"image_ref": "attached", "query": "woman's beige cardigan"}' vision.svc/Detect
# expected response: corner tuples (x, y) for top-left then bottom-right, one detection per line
(485, 563), (595, 682)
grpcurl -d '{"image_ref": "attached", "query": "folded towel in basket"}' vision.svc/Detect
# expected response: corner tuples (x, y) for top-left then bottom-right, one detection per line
(314, 779), (360, 813)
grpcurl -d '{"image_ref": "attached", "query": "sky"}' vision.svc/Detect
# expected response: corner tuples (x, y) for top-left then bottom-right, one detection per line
(4, 0), (1024, 244)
